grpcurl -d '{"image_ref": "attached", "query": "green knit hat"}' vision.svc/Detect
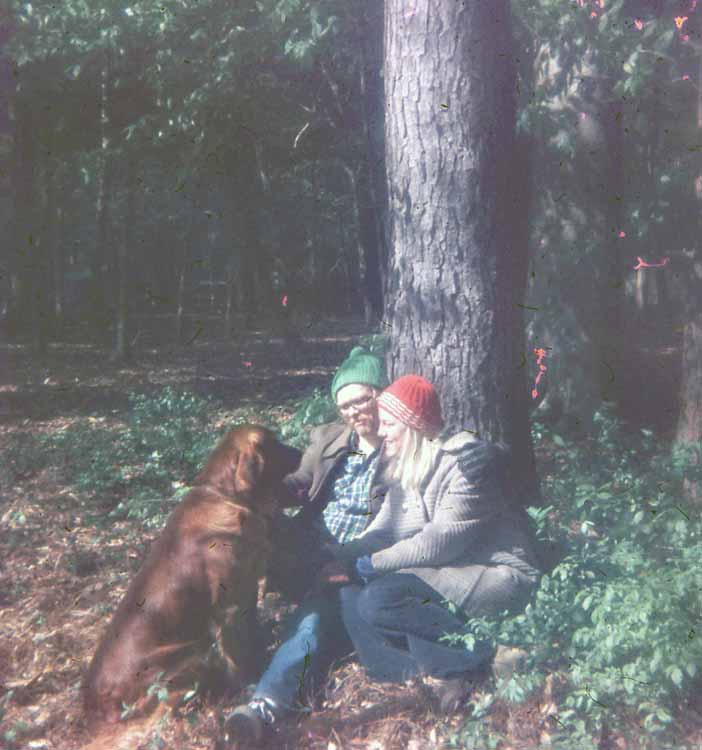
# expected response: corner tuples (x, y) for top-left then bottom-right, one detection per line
(331, 346), (388, 402)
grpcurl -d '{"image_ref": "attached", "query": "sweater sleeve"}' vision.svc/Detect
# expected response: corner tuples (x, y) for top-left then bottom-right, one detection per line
(370, 443), (501, 571)
(325, 489), (397, 563)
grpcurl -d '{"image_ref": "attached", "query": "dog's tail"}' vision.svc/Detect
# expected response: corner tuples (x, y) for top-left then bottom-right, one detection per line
(81, 702), (169, 750)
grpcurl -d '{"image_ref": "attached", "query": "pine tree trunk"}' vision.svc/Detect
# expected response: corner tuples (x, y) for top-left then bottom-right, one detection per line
(52, 202), (65, 329)
(356, 0), (388, 312)
(43, 162), (63, 340)
(10, 99), (38, 340)
(384, 0), (538, 501)
(93, 50), (113, 341)
(342, 162), (374, 324)
(677, 314), (702, 503)
(175, 217), (197, 345)
(112, 156), (135, 361)
(675, 53), (702, 504)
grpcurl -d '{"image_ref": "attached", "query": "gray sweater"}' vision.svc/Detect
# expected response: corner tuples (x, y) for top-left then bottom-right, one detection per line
(329, 432), (540, 611)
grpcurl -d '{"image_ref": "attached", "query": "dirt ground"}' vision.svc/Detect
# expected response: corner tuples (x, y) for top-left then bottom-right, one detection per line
(0, 317), (666, 750)
(0, 318), (484, 750)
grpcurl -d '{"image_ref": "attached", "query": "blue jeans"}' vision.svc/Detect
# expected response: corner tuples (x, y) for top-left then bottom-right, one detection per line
(253, 590), (352, 713)
(339, 573), (495, 682)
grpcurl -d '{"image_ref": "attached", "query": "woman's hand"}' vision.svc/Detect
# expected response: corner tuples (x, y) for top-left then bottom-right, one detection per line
(355, 555), (378, 583)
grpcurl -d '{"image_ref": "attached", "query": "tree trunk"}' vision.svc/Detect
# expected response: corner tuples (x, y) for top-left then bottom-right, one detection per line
(383, 0), (538, 501)
(43, 162), (63, 339)
(676, 313), (702, 504)
(354, 0), (387, 320)
(342, 162), (374, 324)
(93, 50), (114, 341)
(112, 156), (135, 361)
(675, 52), (702, 504)
(10, 98), (38, 340)
(52, 202), (65, 329)
(175, 217), (197, 345)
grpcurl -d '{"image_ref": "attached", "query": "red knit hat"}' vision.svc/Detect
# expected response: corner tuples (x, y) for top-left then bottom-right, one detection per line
(377, 375), (443, 437)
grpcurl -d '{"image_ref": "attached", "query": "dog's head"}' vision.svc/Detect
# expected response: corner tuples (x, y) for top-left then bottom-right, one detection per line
(196, 425), (301, 498)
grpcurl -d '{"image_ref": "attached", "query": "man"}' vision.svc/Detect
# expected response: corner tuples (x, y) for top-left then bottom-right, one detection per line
(224, 346), (388, 747)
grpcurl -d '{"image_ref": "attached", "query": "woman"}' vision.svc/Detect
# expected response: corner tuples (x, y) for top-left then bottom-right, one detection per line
(328, 375), (540, 710)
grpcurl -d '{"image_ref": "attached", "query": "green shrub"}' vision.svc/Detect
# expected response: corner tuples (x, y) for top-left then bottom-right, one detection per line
(279, 387), (337, 450)
(0, 431), (47, 487)
(446, 407), (702, 749)
(33, 388), (218, 527)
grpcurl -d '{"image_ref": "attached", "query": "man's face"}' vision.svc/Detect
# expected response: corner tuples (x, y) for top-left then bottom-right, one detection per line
(335, 383), (380, 440)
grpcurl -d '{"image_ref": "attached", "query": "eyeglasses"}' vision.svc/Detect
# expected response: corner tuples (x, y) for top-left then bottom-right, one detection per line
(337, 393), (376, 415)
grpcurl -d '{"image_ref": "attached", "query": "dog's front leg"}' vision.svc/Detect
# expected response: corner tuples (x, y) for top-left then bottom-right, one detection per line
(210, 591), (262, 693)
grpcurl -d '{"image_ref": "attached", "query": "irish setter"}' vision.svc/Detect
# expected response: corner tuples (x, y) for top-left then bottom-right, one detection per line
(83, 425), (301, 727)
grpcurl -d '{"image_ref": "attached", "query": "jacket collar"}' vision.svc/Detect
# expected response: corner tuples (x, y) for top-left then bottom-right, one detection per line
(321, 423), (354, 459)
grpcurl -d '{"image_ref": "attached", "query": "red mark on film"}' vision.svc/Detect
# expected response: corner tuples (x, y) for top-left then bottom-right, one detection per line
(242, 361), (253, 368)
(633, 256), (669, 270)
(531, 348), (548, 400)
(282, 295), (288, 307)
(675, 16), (689, 29)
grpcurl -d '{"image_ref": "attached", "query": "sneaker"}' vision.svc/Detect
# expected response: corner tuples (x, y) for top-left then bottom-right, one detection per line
(223, 698), (277, 747)
(423, 674), (473, 714)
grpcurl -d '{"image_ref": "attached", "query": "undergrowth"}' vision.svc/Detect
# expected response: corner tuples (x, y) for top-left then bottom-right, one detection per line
(3, 346), (700, 748)
(1, 384), (338, 528)
(445, 407), (702, 750)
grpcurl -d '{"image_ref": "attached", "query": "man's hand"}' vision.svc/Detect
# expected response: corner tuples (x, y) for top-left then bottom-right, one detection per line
(305, 560), (352, 599)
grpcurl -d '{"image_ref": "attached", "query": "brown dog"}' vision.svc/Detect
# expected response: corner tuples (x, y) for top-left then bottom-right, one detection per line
(83, 425), (301, 725)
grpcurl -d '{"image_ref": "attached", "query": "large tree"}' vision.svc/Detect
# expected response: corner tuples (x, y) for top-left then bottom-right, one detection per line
(383, 0), (538, 500)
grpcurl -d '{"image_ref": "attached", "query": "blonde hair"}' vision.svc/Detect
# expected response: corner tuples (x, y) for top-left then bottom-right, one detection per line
(389, 425), (441, 493)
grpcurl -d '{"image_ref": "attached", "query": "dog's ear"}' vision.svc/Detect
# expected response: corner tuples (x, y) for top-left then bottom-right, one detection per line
(234, 439), (264, 492)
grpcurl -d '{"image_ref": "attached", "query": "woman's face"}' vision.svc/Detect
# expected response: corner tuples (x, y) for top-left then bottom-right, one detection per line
(378, 408), (409, 459)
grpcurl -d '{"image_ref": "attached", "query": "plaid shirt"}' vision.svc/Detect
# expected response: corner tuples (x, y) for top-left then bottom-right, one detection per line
(319, 433), (381, 546)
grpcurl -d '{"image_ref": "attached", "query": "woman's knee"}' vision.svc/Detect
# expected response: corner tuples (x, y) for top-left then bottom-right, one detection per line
(465, 565), (536, 617)
(357, 581), (392, 627)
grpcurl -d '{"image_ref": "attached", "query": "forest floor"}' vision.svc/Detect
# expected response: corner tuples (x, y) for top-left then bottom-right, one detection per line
(0, 316), (655, 750)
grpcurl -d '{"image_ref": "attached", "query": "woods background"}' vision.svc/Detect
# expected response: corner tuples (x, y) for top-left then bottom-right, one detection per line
(2, 1), (702, 749)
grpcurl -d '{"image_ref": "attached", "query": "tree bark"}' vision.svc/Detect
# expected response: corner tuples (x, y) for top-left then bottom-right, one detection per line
(383, 0), (539, 502)
(112, 156), (135, 361)
(93, 49), (114, 341)
(42, 161), (64, 338)
(675, 52), (702, 504)
(355, 0), (387, 319)
(342, 162), (374, 323)
(14, 99), (51, 352)
(52, 201), (65, 330)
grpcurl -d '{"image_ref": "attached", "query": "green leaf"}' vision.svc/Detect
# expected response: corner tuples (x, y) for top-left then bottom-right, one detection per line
(670, 667), (683, 688)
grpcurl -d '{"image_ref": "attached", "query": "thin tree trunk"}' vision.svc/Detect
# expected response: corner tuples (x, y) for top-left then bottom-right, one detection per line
(112, 156), (135, 361)
(675, 52), (702, 503)
(175, 217), (197, 345)
(43, 163), (63, 340)
(52, 202), (65, 328)
(356, 0), (388, 314)
(677, 313), (702, 503)
(93, 50), (113, 341)
(11, 98), (38, 340)
(342, 162), (373, 323)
